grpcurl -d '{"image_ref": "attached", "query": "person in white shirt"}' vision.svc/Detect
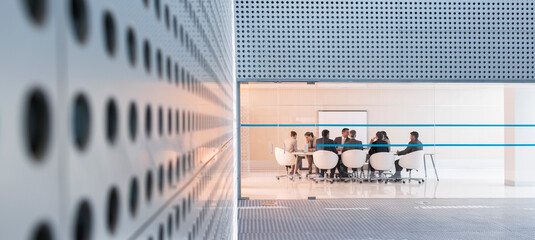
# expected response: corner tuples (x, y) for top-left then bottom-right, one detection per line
(284, 131), (302, 175)
(334, 128), (350, 152)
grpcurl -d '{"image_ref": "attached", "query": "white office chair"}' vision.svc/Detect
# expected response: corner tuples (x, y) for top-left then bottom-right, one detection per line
(369, 152), (395, 183)
(274, 147), (298, 181)
(312, 150), (338, 183)
(341, 150), (367, 183)
(398, 150), (425, 184)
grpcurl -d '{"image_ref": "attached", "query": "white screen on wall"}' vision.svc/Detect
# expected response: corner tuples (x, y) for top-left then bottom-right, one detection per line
(317, 111), (368, 144)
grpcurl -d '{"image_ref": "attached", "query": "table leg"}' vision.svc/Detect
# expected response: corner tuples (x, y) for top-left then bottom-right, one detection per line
(367, 165), (371, 182)
(431, 154), (439, 181)
(292, 156), (298, 180)
(423, 155), (428, 179)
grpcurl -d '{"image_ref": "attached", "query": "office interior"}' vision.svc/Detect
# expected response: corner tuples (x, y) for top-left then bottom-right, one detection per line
(239, 82), (535, 199)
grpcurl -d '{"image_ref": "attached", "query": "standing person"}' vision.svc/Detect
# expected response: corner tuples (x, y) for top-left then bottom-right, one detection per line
(284, 131), (302, 175)
(368, 131), (389, 176)
(333, 128), (350, 177)
(391, 131), (423, 179)
(316, 129), (337, 178)
(304, 132), (318, 174)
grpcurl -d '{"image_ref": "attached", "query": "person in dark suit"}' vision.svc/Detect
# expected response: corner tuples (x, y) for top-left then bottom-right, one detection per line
(343, 130), (363, 152)
(343, 130), (364, 174)
(368, 131), (389, 175)
(368, 131), (389, 155)
(316, 129), (337, 178)
(333, 128), (350, 176)
(369, 130), (391, 152)
(381, 131), (391, 152)
(333, 128), (350, 152)
(391, 131), (423, 179)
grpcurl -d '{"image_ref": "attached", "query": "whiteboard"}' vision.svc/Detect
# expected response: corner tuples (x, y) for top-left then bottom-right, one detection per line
(317, 111), (368, 144)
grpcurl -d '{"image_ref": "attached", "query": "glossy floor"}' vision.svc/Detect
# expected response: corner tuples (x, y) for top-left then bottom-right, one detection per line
(241, 169), (535, 199)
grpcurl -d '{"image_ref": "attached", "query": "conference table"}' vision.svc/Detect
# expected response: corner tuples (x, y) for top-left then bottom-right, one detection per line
(290, 151), (318, 178)
(290, 150), (344, 157)
(291, 151), (314, 157)
(290, 152), (313, 169)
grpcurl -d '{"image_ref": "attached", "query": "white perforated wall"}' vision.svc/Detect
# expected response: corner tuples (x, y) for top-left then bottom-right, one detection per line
(235, 0), (535, 82)
(0, 0), (234, 239)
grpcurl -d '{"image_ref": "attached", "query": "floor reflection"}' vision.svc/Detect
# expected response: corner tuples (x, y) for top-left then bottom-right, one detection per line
(241, 169), (535, 199)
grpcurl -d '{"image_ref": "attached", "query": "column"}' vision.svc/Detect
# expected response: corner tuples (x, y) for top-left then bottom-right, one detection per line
(504, 86), (535, 186)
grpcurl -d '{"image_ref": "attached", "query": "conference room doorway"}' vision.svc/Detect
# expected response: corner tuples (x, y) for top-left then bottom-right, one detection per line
(236, 82), (535, 200)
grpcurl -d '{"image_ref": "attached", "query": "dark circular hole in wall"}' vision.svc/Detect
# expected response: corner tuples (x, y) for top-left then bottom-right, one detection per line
(74, 200), (92, 240)
(129, 177), (139, 217)
(103, 11), (117, 57)
(106, 186), (120, 234)
(24, 0), (47, 25)
(126, 27), (137, 66)
(128, 102), (138, 141)
(70, 0), (89, 44)
(32, 222), (53, 240)
(145, 170), (153, 202)
(26, 89), (50, 160)
(73, 94), (90, 151)
(106, 99), (118, 144)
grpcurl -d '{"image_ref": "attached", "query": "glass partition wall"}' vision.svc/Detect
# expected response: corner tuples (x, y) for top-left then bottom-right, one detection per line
(239, 82), (535, 199)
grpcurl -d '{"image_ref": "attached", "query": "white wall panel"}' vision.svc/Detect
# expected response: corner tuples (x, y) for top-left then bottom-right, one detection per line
(0, 0), (235, 239)
(0, 0), (61, 239)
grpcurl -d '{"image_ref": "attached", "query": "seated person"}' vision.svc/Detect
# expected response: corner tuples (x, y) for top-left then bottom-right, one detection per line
(304, 132), (318, 174)
(343, 129), (364, 174)
(368, 131), (389, 175)
(382, 131), (391, 152)
(316, 129), (337, 178)
(334, 128), (350, 177)
(391, 131), (423, 179)
(342, 130), (363, 152)
(369, 131), (391, 152)
(284, 131), (302, 175)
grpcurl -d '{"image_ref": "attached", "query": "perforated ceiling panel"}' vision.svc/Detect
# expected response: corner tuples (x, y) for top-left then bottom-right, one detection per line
(0, 0), (234, 239)
(235, 0), (535, 82)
